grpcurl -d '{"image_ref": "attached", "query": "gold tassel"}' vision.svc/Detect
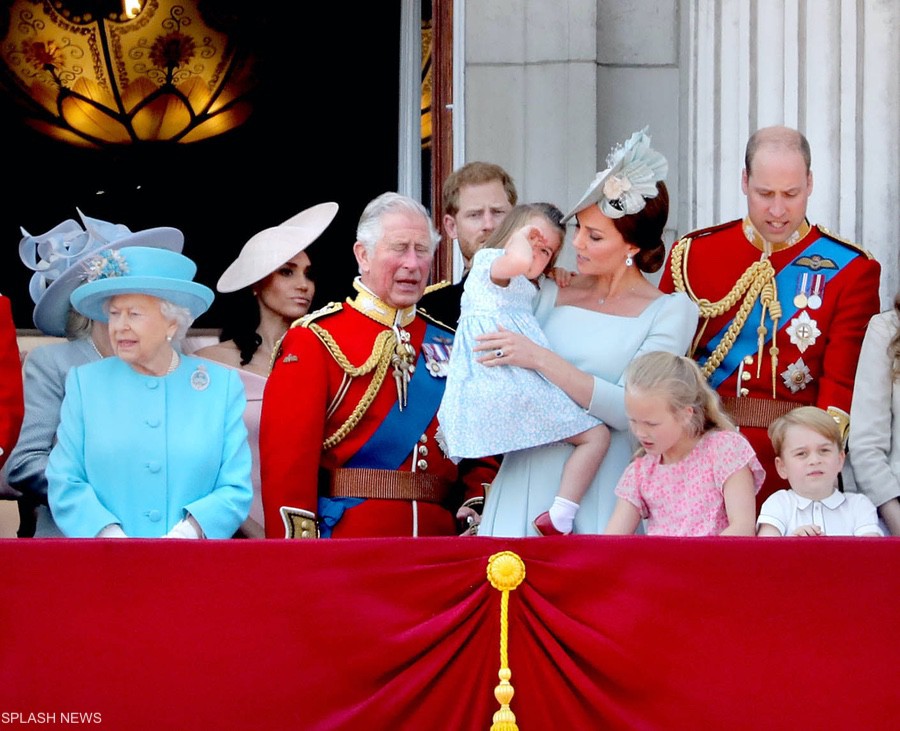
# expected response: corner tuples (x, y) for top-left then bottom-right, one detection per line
(487, 551), (526, 731)
(766, 287), (782, 398)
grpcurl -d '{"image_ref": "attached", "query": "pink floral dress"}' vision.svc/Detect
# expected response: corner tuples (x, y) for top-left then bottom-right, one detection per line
(614, 430), (764, 536)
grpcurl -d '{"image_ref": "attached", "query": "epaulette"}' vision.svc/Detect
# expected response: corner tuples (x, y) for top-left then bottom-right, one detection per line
(423, 279), (452, 295)
(680, 218), (743, 241)
(290, 301), (343, 330)
(418, 307), (456, 333)
(815, 224), (875, 259)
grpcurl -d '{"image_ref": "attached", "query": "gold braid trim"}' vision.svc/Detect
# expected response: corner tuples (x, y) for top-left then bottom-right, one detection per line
(670, 237), (777, 379)
(308, 324), (398, 450)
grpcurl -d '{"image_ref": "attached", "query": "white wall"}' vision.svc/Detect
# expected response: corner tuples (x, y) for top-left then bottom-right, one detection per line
(460, 0), (899, 303)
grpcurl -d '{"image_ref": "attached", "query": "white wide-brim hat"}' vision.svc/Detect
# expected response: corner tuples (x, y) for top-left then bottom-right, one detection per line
(71, 246), (214, 322)
(216, 202), (339, 293)
(21, 211), (184, 337)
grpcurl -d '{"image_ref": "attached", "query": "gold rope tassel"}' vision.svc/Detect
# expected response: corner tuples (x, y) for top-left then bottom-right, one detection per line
(487, 551), (526, 731)
(765, 284), (782, 398)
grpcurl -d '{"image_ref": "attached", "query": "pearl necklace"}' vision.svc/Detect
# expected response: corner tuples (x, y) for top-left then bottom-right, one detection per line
(166, 350), (180, 375)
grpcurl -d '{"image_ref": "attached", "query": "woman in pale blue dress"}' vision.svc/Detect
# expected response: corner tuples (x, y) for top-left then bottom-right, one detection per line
(438, 203), (610, 534)
(475, 129), (700, 536)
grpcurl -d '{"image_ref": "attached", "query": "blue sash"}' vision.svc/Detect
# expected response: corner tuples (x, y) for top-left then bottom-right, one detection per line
(703, 235), (856, 389)
(319, 323), (449, 536)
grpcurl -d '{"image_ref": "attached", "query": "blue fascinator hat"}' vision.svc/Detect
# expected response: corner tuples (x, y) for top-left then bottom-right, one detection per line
(70, 246), (214, 322)
(20, 209), (184, 336)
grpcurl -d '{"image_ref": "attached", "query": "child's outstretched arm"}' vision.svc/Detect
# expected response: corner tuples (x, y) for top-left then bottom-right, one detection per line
(604, 498), (642, 535)
(719, 465), (758, 536)
(490, 225), (540, 285)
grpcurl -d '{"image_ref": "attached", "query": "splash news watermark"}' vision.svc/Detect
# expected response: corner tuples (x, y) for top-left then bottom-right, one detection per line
(1, 712), (102, 725)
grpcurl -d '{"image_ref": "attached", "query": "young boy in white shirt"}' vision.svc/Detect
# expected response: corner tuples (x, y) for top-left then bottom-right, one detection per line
(757, 406), (883, 537)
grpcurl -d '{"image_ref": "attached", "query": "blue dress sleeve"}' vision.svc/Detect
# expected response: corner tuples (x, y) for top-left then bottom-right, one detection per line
(46, 367), (120, 537)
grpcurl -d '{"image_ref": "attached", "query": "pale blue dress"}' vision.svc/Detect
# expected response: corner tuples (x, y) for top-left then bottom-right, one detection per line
(437, 248), (600, 461)
(479, 282), (699, 536)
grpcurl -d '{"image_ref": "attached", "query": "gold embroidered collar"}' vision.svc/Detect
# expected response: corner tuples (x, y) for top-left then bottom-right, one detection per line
(742, 217), (811, 255)
(347, 278), (417, 328)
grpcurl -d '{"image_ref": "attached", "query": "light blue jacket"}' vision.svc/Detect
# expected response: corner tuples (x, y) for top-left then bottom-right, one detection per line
(47, 354), (252, 538)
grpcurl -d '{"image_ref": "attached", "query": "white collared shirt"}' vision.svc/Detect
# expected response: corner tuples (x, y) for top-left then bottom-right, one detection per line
(757, 488), (883, 537)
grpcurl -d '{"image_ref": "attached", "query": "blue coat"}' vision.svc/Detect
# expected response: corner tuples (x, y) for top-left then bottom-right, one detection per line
(47, 354), (252, 538)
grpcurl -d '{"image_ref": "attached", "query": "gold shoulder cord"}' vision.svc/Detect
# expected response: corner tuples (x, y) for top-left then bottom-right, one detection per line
(670, 237), (780, 391)
(308, 324), (397, 450)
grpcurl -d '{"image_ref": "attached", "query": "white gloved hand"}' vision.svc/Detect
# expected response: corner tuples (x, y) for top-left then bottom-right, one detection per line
(97, 523), (128, 538)
(165, 518), (202, 539)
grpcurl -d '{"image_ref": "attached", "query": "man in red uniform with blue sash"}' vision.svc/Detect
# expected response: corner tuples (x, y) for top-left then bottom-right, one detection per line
(660, 126), (881, 506)
(260, 193), (495, 538)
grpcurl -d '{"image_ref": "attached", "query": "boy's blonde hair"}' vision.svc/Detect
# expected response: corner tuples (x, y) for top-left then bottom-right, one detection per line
(768, 406), (841, 456)
(624, 351), (736, 439)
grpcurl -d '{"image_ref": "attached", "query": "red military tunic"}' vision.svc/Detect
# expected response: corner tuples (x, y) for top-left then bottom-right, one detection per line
(0, 295), (24, 471)
(659, 218), (881, 506)
(260, 283), (495, 538)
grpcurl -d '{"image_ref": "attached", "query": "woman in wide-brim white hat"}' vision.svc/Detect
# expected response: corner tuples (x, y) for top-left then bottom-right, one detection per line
(46, 245), (253, 539)
(195, 202), (338, 378)
(194, 202), (337, 538)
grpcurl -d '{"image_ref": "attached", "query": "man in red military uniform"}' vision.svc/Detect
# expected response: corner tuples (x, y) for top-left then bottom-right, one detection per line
(260, 192), (496, 538)
(659, 126), (881, 507)
(0, 294), (24, 473)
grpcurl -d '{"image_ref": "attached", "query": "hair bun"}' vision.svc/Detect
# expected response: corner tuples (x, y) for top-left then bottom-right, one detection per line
(636, 241), (666, 273)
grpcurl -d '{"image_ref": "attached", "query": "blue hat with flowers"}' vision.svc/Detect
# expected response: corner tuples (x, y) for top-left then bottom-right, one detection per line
(70, 246), (214, 322)
(21, 210), (184, 336)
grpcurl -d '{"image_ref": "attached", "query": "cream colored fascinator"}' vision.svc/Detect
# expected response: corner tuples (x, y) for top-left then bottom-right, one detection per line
(562, 127), (668, 222)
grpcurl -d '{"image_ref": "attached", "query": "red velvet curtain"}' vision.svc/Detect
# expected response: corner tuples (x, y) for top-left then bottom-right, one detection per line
(2, 536), (898, 730)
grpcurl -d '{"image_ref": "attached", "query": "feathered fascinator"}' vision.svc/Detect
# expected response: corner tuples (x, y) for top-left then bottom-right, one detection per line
(562, 127), (668, 222)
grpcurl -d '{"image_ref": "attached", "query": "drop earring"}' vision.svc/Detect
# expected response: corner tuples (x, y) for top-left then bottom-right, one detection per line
(625, 254), (634, 267)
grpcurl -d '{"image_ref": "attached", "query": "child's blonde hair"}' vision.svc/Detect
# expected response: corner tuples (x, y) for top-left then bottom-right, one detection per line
(625, 351), (736, 439)
(482, 202), (566, 275)
(768, 406), (841, 457)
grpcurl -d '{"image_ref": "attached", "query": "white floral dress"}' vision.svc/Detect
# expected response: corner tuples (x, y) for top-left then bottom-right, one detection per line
(437, 248), (600, 461)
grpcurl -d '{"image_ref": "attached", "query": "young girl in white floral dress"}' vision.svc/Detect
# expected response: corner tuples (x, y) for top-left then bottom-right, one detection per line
(438, 203), (610, 535)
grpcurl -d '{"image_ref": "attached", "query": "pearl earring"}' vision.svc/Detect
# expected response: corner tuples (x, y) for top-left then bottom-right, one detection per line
(166, 335), (173, 342)
(625, 254), (634, 267)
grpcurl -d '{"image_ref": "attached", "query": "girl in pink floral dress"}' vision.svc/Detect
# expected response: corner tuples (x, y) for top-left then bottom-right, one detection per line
(605, 351), (763, 536)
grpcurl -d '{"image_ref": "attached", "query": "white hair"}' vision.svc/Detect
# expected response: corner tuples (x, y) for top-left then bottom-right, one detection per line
(355, 192), (440, 256)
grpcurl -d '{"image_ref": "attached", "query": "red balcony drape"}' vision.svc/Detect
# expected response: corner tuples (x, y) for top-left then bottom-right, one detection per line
(2, 536), (898, 730)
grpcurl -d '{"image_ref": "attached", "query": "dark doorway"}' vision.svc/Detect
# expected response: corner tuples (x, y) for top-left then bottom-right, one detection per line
(0, 3), (404, 329)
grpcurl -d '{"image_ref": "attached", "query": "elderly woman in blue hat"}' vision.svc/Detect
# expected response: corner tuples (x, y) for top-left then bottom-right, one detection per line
(7, 211), (183, 537)
(46, 246), (252, 538)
